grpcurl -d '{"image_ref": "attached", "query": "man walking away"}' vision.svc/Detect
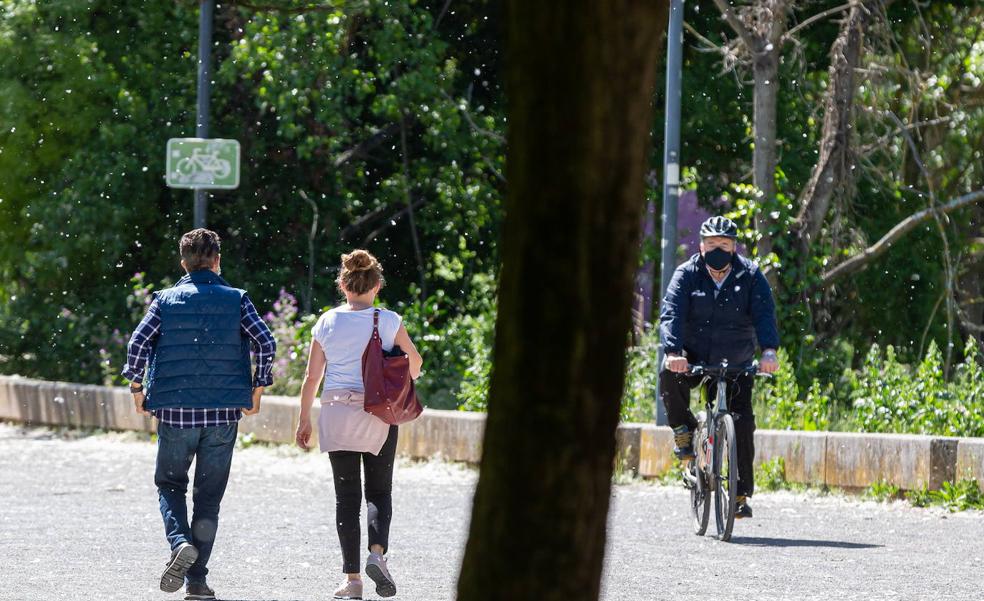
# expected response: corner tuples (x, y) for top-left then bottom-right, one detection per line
(122, 228), (276, 600)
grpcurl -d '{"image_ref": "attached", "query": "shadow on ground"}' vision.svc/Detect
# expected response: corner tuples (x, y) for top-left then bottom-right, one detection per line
(730, 536), (882, 549)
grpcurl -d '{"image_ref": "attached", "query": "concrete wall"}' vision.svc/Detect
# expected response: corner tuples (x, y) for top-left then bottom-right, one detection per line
(1, 375), (980, 491)
(956, 438), (984, 483)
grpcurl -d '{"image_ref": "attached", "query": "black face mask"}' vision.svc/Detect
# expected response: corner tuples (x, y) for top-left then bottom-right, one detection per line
(703, 247), (733, 270)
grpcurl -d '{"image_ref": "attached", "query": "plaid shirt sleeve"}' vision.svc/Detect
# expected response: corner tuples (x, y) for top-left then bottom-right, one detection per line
(241, 294), (276, 387)
(121, 298), (161, 384)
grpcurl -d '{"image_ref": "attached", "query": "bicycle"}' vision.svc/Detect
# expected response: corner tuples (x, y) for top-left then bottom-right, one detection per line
(681, 360), (766, 542)
(175, 148), (232, 183)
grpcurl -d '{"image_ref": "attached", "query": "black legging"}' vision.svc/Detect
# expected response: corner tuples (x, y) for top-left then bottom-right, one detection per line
(659, 369), (757, 497)
(328, 425), (398, 574)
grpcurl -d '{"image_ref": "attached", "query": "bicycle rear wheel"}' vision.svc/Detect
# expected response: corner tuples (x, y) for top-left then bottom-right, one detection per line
(713, 413), (738, 541)
(688, 457), (710, 535)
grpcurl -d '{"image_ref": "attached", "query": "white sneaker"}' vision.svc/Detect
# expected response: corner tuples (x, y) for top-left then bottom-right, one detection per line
(333, 578), (363, 600)
(365, 552), (397, 598)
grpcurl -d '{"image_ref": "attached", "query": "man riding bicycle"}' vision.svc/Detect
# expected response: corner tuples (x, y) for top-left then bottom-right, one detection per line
(658, 216), (780, 519)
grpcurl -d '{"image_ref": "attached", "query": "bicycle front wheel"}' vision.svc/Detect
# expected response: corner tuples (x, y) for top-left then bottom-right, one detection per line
(689, 457), (710, 535)
(713, 413), (738, 541)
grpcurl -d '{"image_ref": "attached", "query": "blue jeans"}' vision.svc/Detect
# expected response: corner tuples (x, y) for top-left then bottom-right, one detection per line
(155, 421), (238, 584)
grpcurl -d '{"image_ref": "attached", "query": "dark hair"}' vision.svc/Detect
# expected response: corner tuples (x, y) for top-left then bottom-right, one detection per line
(179, 228), (221, 272)
(336, 249), (384, 295)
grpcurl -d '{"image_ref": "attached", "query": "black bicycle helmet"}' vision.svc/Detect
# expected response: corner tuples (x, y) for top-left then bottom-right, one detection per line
(699, 216), (738, 239)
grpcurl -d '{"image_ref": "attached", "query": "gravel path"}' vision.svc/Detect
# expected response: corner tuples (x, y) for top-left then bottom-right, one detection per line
(1, 422), (980, 601)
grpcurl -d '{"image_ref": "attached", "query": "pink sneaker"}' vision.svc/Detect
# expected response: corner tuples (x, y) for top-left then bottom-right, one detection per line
(365, 553), (397, 598)
(333, 578), (363, 600)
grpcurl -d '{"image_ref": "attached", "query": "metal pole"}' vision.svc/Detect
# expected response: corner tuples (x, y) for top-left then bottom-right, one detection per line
(193, 0), (215, 229)
(654, 0), (685, 426)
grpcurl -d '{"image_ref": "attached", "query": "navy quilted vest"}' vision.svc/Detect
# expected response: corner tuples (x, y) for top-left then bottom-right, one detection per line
(144, 270), (253, 410)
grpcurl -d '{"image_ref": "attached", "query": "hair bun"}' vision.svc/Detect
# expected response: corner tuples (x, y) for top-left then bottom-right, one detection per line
(342, 250), (376, 272)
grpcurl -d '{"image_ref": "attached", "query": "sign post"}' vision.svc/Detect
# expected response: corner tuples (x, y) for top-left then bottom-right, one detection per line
(654, 0), (685, 426)
(194, 0), (214, 228)
(165, 1), (241, 227)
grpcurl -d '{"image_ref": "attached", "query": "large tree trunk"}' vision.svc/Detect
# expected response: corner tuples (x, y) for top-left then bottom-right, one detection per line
(455, 2), (667, 601)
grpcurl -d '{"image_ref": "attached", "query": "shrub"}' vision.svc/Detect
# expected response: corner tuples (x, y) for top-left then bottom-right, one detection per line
(756, 457), (787, 492)
(753, 349), (833, 431)
(264, 289), (318, 397)
(753, 337), (984, 438)
(620, 325), (660, 423)
(864, 479), (901, 502)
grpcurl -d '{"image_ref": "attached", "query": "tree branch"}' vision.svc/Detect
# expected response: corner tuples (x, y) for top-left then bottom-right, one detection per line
(332, 123), (400, 168)
(433, 0), (453, 30)
(858, 115), (953, 156)
(782, 2), (855, 44)
(442, 90), (506, 143)
(683, 20), (725, 53)
(819, 189), (984, 288)
(359, 198), (427, 247)
(399, 115), (428, 297)
(711, 0), (758, 51)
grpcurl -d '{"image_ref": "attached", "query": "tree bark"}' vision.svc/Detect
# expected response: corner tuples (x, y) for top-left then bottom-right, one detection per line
(455, 2), (667, 601)
(795, 0), (880, 251)
(752, 48), (780, 259)
(711, 0), (789, 260)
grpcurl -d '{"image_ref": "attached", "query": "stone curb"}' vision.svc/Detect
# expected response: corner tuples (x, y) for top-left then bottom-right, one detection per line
(0, 375), (977, 490)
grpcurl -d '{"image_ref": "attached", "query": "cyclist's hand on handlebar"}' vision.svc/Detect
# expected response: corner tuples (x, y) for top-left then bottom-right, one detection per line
(665, 354), (690, 373)
(759, 349), (780, 374)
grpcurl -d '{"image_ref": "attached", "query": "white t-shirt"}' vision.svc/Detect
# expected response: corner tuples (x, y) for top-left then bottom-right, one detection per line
(311, 306), (402, 392)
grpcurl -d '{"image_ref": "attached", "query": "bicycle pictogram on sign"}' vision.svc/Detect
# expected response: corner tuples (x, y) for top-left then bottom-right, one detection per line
(166, 138), (240, 189)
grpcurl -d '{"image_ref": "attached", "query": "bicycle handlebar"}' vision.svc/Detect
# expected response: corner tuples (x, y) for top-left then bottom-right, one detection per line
(687, 362), (762, 377)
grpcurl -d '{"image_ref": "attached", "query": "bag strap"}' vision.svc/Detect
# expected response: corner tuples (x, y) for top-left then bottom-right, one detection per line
(372, 308), (380, 341)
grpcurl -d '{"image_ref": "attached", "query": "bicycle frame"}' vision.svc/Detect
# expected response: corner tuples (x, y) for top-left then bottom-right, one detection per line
(692, 361), (748, 470)
(685, 359), (760, 540)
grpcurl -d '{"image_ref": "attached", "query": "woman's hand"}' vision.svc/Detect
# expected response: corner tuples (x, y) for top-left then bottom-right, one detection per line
(295, 414), (313, 451)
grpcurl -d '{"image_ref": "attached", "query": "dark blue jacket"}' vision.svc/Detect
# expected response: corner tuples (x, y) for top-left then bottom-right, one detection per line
(144, 270), (253, 410)
(659, 253), (780, 366)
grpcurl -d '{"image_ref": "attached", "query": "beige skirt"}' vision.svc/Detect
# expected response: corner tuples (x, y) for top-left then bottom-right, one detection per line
(318, 389), (390, 455)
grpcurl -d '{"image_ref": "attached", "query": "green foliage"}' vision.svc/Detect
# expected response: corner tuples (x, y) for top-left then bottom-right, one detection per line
(398, 273), (497, 410)
(264, 289), (319, 397)
(863, 480), (901, 503)
(0, 0), (503, 386)
(849, 338), (984, 437)
(907, 480), (984, 512)
(755, 457), (787, 492)
(619, 325), (660, 423)
(928, 479), (984, 512)
(754, 349), (835, 432)
(905, 486), (933, 508)
(2, 0), (983, 444)
(754, 337), (984, 438)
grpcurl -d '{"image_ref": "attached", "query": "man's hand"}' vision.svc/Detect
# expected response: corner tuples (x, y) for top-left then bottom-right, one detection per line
(295, 414), (313, 451)
(132, 391), (151, 417)
(665, 353), (690, 373)
(760, 349), (780, 374)
(243, 386), (263, 416)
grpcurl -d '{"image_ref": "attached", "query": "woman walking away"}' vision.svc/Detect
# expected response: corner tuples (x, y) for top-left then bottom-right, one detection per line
(295, 250), (423, 600)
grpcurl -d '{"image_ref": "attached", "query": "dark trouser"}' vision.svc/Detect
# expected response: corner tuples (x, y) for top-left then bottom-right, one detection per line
(660, 369), (757, 497)
(155, 421), (237, 584)
(328, 425), (398, 574)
